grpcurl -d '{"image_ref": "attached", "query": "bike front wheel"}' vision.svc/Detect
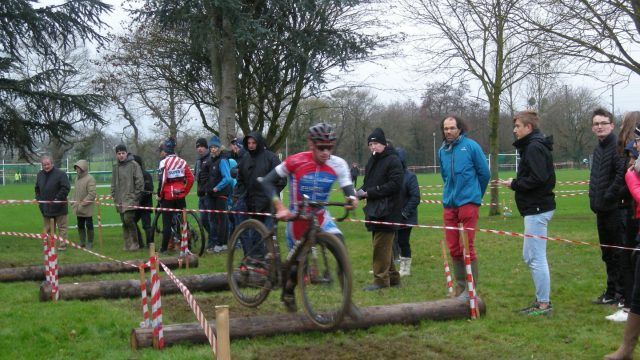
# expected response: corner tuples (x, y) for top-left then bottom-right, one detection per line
(298, 232), (352, 329)
(227, 219), (275, 307)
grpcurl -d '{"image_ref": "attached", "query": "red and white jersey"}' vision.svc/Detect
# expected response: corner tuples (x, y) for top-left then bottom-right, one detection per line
(158, 154), (194, 200)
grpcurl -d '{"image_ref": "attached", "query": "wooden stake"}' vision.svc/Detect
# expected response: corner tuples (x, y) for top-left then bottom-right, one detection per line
(215, 305), (231, 360)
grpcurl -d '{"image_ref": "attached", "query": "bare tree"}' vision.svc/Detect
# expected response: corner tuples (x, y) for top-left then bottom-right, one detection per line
(399, 0), (552, 215)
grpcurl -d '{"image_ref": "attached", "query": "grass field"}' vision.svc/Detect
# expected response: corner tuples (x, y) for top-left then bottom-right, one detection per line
(0, 169), (630, 359)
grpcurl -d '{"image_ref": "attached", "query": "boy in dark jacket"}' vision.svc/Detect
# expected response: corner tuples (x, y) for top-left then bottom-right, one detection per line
(589, 107), (626, 305)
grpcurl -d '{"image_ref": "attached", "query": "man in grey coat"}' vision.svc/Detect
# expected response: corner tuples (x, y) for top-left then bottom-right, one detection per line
(111, 144), (144, 251)
(35, 156), (70, 250)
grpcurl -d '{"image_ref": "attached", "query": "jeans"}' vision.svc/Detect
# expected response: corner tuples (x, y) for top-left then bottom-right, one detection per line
(207, 196), (228, 248)
(198, 196), (210, 235)
(523, 210), (554, 303)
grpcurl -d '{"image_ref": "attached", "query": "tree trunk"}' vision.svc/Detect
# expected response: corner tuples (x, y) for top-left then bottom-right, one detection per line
(39, 271), (227, 302)
(130, 297), (486, 349)
(0, 256), (198, 282)
(488, 93), (501, 216)
(218, 17), (238, 147)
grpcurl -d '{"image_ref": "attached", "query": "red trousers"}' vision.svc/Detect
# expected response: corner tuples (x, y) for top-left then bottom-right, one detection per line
(443, 204), (479, 261)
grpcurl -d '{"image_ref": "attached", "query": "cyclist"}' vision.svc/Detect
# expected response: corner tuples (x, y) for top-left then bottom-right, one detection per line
(260, 123), (360, 317)
(157, 137), (195, 253)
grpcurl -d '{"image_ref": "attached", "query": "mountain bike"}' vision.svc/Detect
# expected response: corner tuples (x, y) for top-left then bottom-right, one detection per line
(150, 207), (206, 256)
(227, 197), (353, 329)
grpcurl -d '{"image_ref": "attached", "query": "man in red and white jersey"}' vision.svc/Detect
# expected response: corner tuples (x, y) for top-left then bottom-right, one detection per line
(157, 137), (194, 253)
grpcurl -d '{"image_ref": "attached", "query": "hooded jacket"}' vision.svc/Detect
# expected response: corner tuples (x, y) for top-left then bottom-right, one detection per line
(35, 165), (70, 217)
(396, 149), (420, 226)
(510, 129), (556, 216)
(361, 145), (404, 232)
(438, 133), (490, 208)
(589, 132), (625, 213)
(111, 153), (144, 213)
(234, 132), (285, 212)
(72, 160), (96, 217)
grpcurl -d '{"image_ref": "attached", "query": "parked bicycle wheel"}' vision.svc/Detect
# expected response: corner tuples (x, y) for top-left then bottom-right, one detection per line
(227, 219), (275, 307)
(298, 232), (352, 329)
(150, 210), (170, 250)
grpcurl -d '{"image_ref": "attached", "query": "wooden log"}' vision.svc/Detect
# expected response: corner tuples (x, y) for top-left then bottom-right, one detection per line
(130, 297), (486, 350)
(1, 255), (198, 282)
(39, 272), (227, 302)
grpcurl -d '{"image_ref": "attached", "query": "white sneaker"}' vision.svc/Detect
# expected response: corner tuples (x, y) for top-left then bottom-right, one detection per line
(606, 309), (629, 322)
(213, 245), (228, 253)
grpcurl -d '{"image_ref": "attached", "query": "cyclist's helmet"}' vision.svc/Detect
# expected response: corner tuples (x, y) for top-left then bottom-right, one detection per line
(308, 123), (337, 143)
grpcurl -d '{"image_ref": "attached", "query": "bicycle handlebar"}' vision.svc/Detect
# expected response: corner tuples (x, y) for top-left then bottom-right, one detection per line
(290, 198), (354, 222)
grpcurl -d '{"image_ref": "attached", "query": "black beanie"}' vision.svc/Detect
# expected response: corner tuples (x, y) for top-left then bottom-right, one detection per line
(115, 144), (127, 153)
(196, 138), (208, 148)
(367, 128), (387, 146)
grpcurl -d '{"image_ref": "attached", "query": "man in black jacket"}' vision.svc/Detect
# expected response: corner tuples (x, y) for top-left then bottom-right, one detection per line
(194, 138), (211, 242)
(233, 132), (285, 257)
(359, 128), (404, 291)
(500, 111), (556, 316)
(35, 156), (71, 251)
(589, 107), (626, 305)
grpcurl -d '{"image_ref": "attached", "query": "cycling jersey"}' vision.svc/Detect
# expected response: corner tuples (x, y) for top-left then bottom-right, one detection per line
(275, 151), (352, 248)
(158, 154), (194, 201)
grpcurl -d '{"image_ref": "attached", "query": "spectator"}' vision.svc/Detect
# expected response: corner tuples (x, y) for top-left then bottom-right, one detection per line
(194, 137), (212, 245)
(395, 148), (420, 277)
(500, 111), (556, 316)
(132, 155), (153, 249)
(350, 161), (359, 188)
(230, 137), (246, 161)
(35, 156), (70, 251)
(157, 137), (194, 253)
(438, 115), (490, 297)
(606, 111), (640, 322)
(72, 160), (96, 249)
(359, 128), (404, 291)
(589, 108), (626, 305)
(204, 135), (232, 253)
(233, 132), (285, 257)
(111, 144), (144, 251)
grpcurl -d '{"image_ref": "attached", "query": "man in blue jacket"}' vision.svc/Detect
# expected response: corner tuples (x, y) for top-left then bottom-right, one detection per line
(439, 116), (490, 297)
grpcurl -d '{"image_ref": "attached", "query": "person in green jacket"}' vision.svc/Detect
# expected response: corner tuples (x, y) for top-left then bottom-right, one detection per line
(72, 160), (96, 248)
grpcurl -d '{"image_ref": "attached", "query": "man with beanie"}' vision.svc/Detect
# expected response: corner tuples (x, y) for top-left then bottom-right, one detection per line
(438, 116), (490, 298)
(35, 156), (71, 251)
(233, 132), (285, 257)
(589, 108), (626, 305)
(204, 135), (232, 253)
(230, 137), (246, 161)
(194, 137), (212, 241)
(500, 111), (555, 316)
(157, 137), (194, 253)
(111, 144), (144, 251)
(359, 127), (404, 291)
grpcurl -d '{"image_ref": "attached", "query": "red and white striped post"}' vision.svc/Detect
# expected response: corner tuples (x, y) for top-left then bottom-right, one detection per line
(459, 223), (477, 319)
(180, 209), (190, 268)
(42, 233), (51, 284)
(47, 220), (59, 301)
(139, 264), (151, 328)
(440, 238), (454, 297)
(149, 244), (164, 349)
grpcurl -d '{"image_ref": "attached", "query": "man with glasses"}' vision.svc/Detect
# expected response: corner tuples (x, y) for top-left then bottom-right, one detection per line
(590, 107), (626, 305)
(261, 123), (358, 314)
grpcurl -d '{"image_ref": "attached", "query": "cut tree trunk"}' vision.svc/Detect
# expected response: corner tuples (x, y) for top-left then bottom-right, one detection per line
(1, 255), (198, 282)
(39, 272), (227, 302)
(130, 297), (486, 349)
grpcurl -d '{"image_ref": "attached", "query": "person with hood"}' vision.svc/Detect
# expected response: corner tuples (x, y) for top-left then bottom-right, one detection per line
(439, 116), (490, 298)
(35, 156), (71, 250)
(157, 137), (194, 253)
(359, 127), (404, 291)
(233, 132), (285, 257)
(500, 111), (556, 316)
(132, 154), (153, 249)
(111, 144), (144, 251)
(395, 148), (420, 277)
(72, 160), (96, 249)
(204, 135), (232, 253)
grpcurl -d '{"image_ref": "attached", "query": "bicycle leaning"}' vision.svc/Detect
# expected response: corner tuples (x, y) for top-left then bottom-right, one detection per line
(150, 206), (206, 256)
(227, 197), (354, 329)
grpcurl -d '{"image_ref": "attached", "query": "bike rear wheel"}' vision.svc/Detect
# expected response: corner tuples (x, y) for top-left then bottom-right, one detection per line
(227, 219), (275, 307)
(184, 211), (205, 256)
(298, 232), (352, 329)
